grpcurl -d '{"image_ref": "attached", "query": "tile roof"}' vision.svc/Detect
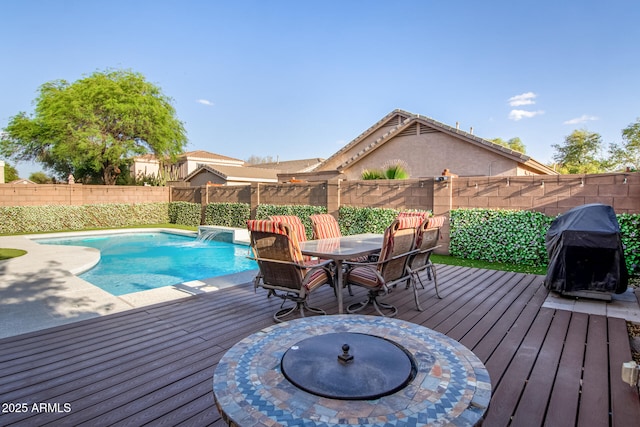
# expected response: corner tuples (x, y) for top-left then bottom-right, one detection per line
(248, 158), (324, 173)
(179, 150), (244, 164)
(184, 164), (278, 183)
(316, 109), (557, 175)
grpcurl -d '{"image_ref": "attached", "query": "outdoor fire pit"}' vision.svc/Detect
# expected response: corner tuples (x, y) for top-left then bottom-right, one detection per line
(213, 315), (491, 426)
(280, 332), (417, 400)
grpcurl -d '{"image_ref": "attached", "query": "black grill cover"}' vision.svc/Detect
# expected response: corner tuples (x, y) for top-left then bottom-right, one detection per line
(545, 204), (628, 294)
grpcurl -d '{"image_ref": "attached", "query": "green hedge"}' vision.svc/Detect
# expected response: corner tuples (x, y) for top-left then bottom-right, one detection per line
(256, 204), (326, 240)
(618, 213), (640, 276)
(204, 203), (250, 228)
(338, 206), (401, 235)
(450, 208), (640, 276)
(167, 201), (201, 227)
(449, 209), (552, 267)
(0, 203), (170, 234)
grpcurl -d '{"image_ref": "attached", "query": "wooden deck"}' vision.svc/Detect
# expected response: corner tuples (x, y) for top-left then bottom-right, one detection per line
(1, 265), (639, 426)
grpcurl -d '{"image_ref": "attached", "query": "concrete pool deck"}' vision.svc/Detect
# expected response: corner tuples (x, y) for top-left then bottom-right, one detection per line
(1, 230), (639, 340)
(0, 230), (258, 339)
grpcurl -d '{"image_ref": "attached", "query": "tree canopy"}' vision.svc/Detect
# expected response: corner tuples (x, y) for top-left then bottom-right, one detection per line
(245, 155), (275, 165)
(490, 137), (526, 154)
(29, 171), (54, 184)
(551, 129), (606, 174)
(1, 69), (187, 184)
(608, 117), (640, 171)
(3, 162), (19, 182)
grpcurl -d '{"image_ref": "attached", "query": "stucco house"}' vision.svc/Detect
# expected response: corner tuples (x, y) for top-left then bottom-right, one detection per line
(183, 164), (278, 186)
(248, 158), (324, 174)
(306, 109), (557, 181)
(131, 150), (247, 181)
(132, 151), (316, 186)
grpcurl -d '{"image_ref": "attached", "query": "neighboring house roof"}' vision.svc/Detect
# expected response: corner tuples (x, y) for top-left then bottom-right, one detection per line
(178, 150), (245, 165)
(315, 109), (557, 175)
(9, 179), (36, 184)
(133, 150), (245, 165)
(134, 153), (159, 162)
(248, 158), (325, 174)
(184, 165), (278, 183)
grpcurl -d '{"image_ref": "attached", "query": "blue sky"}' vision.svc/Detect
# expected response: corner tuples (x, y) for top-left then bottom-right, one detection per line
(2, 0), (639, 178)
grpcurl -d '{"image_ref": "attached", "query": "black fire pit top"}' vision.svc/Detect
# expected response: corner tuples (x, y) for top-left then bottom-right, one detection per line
(281, 332), (416, 400)
(213, 315), (492, 426)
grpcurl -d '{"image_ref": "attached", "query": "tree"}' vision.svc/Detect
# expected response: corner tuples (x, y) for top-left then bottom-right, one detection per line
(490, 137), (526, 154)
(551, 129), (606, 174)
(608, 118), (640, 171)
(29, 171), (54, 184)
(0, 69), (187, 185)
(3, 162), (19, 182)
(245, 155), (275, 164)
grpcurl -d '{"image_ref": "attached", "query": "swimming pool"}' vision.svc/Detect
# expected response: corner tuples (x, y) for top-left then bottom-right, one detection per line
(36, 232), (257, 296)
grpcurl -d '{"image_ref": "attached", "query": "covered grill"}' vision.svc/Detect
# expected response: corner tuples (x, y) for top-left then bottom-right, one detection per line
(545, 204), (628, 299)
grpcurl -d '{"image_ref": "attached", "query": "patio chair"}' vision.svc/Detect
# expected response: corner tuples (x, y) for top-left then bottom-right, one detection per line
(269, 215), (312, 262)
(309, 214), (341, 239)
(397, 210), (430, 226)
(247, 220), (334, 322)
(343, 219), (416, 317)
(269, 215), (308, 242)
(405, 217), (444, 311)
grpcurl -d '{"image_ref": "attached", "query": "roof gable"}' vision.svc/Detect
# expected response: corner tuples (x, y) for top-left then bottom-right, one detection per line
(316, 109), (557, 175)
(184, 164), (278, 183)
(248, 158), (325, 173)
(179, 150), (245, 165)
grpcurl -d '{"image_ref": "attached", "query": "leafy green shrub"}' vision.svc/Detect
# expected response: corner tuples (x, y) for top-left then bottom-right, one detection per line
(361, 169), (385, 180)
(204, 203), (250, 228)
(0, 203), (169, 234)
(449, 209), (553, 267)
(360, 160), (410, 180)
(338, 206), (400, 235)
(256, 204), (326, 239)
(168, 201), (201, 227)
(618, 213), (640, 276)
(450, 209), (639, 276)
(383, 161), (409, 179)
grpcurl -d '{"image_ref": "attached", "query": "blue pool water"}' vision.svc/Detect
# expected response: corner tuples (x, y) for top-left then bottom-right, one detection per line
(37, 232), (257, 296)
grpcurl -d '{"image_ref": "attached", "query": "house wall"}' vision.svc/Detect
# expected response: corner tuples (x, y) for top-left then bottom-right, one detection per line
(0, 160), (4, 184)
(189, 171), (226, 186)
(338, 131), (520, 180)
(130, 158), (160, 179)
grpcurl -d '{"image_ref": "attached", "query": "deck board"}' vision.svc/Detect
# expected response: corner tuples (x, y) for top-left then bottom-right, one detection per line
(0, 265), (638, 426)
(578, 316), (611, 427)
(543, 312), (588, 427)
(510, 309), (571, 426)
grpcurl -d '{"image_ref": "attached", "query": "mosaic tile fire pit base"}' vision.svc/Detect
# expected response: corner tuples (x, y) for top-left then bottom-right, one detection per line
(213, 315), (491, 426)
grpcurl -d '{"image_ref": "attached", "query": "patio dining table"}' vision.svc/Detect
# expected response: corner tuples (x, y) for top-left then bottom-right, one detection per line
(300, 233), (383, 314)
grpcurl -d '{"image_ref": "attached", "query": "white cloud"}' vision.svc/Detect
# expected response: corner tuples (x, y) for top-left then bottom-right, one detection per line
(196, 99), (214, 106)
(563, 115), (599, 125)
(509, 109), (545, 121)
(508, 92), (537, 107)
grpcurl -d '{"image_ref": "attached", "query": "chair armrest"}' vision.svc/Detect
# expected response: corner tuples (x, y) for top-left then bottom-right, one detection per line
(414, 244), (442, 256)
(343, 249), (418, 268)
(248, 256), (334, 270)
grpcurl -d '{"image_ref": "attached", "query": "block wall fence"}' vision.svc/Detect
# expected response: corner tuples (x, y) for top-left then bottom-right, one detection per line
(0, 184), (169, 206)
(1, 172), (638, 253)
